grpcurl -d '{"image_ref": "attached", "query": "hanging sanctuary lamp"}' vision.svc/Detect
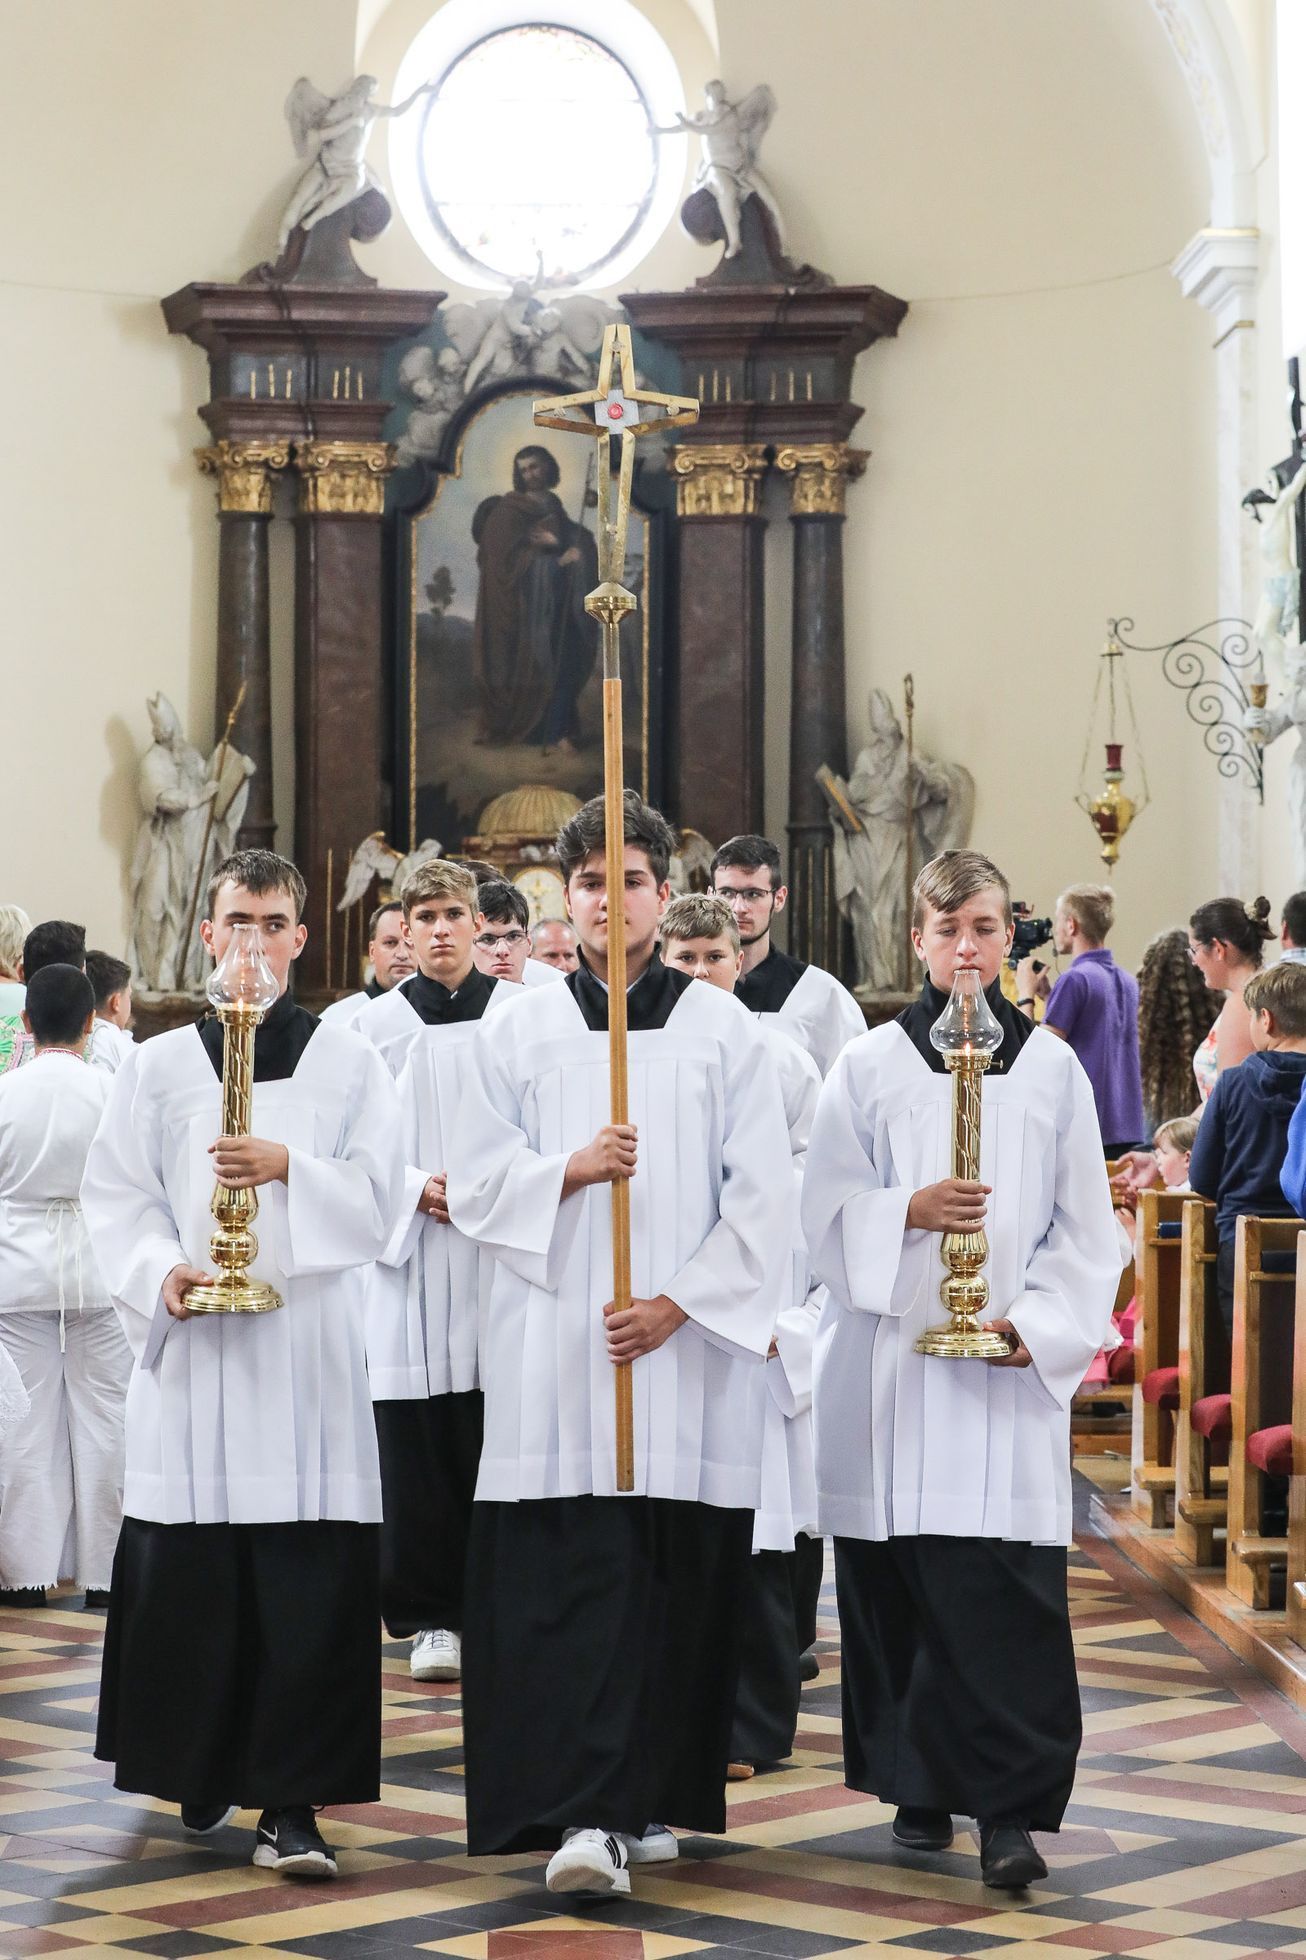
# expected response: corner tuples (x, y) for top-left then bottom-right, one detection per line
(1076, 628), (1150, 867)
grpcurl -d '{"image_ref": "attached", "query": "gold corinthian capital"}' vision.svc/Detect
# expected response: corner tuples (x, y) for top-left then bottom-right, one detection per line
(669, 442), (769, 518)
(773, 443), (869, 516)
(196, 440), (292, 515)
(294, 440), (396, 516)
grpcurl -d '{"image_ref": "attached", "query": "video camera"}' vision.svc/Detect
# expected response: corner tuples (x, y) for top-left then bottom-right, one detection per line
(1009, 902), (1053, 971)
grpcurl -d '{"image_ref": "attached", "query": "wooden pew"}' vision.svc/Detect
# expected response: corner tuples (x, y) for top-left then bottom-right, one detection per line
(1073, 1158), (1138, 1439)
(1130, 1189), (1189, 1528)
(1174, 1197), (1226, 1567)
(1226, 1214), (1302, 1608)
(1286, 1236), (1306, 1647)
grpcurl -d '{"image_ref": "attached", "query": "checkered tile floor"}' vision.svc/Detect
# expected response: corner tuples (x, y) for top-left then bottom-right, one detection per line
(4, 1494), (1306, 1957)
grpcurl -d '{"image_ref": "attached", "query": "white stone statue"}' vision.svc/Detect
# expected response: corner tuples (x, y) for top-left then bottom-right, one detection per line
(1244, 646), (1306, 886)
(823, 688), (975, 996)
(129, 694), (254, 995)
(1245, 461), (1306, 671)
(653, 81), (785, 260)
(278, 75), (437, 253)
(337, 832), (444, 910)
(395, 292), (622, 466)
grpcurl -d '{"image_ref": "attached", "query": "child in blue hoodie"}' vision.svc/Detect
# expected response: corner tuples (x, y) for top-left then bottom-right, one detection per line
(1191, 960), (1306, 1334)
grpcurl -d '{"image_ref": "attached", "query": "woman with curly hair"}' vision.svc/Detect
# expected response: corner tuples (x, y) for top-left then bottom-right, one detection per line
(1137, 927), (1220, 1133)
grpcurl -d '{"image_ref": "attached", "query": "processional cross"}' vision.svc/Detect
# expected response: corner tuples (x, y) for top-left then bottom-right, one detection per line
(535, 325), (698, 1491)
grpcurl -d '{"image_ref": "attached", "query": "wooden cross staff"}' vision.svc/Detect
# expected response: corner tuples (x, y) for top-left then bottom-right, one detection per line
(535, 325), (698, 1491)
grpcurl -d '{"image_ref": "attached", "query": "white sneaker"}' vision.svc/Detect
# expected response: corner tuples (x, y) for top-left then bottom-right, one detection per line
(622, 1822), (678, 1864)
(545, 1827), (631, 1896)
(410, 1628), (461, 1681)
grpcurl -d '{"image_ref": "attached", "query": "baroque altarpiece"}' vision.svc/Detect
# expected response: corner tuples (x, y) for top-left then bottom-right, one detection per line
(163, 187), (906, 996)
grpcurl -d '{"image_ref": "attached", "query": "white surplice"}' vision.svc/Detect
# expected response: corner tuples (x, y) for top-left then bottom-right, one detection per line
(360, 977), (515, 1399)
(88, 1020), (135, 1074)
(0, 1053), (109, 1313)
(79, 1021), (404, 1525)
(804, 1023), (1119, 1546)
(759, 965), (865, 1079)
(522, 959), (564, 987)
(319, 990), (369, 1027)
(447, 977), (793, 1507)
(754, 1025), (821, 1553)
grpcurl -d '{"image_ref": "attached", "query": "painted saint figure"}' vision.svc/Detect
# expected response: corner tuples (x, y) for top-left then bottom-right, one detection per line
(471, 446), (599, 753)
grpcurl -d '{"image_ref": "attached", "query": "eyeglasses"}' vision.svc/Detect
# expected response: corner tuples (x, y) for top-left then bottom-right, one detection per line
(715, 887), (771, 907)
(474, 930), (528, 951)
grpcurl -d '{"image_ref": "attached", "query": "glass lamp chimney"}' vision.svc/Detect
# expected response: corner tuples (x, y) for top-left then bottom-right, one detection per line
(206, 923), (279, 1014)
(929, 969), (1004, 1063)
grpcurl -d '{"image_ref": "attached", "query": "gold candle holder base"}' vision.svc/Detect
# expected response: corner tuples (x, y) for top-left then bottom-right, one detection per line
(185, 1274), (283, 1316)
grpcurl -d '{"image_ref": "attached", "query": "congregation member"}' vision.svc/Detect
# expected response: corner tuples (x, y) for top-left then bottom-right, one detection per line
(472, 877), (561, 987)
(1016, 884), (1146, 1154)
(0, 965), (129, 1610)
(1189, 960), (1306, 1335)
(530, 915), (579, 972)
(81, 849), (403, 1880)
(320, 898), (415, 1025)
(449, 792), (792, 1898)
(1137, 928), (1220, 1133)
(0, 905), (31, 1074)
(710, 835), (864, 1076)
(85, 951), (135, 1073)
(1188, 895), (1275, 1097)
(659, 894), (823, 1777)
(362, 860), (513, 1684)
(1088, 1116), (1198, 1388)
(804, 849), (1119, 1890)
(1279, 891), (1306, 965)
(1, 921), (88, 1076)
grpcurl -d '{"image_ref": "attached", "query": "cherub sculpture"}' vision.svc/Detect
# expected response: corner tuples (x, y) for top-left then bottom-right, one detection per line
(652, 81), (784, 260)
(337, 832), (443, 911)
(278, 74), (436, 253)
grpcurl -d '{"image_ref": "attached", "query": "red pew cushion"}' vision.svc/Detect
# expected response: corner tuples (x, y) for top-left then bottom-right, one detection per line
(1106, 1346), (1137, 1386)
(1191, 1393), (1233, 1440)
(1246, 1424), (1294, 1477)
(1141, 1366), (1179, 1408)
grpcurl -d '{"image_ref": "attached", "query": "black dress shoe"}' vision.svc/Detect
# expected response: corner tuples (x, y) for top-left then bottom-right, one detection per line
(892, 1806), (954, 1850)
(181, 1802), (238, 1834)
(979, 1821), (1047, 1888)
(82, 1589), (111, 1611)
(0, 1588), (46, 1608)
(799, 1648), (820, 1682)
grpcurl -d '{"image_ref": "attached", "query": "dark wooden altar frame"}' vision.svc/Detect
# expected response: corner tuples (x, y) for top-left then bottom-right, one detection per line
(385, 376), (676, 855)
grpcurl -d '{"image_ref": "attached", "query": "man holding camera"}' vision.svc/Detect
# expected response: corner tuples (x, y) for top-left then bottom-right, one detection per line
(1017, 884), (1145, 1155)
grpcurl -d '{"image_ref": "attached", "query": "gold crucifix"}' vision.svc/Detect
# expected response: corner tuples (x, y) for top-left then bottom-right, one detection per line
(535, 325), (698, 1493)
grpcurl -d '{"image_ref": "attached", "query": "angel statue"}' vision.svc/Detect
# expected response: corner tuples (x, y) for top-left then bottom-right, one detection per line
(278, 74), (437, 254)
(1243, 459), (1306, 672)
(129, 694), (254, 995)
(337, 832), (444, 912)
(820, 688), (975, 997)
(652, 81), (784, 260)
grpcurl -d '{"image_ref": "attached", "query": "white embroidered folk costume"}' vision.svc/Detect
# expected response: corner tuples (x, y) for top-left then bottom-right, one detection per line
(80, 995), (403, 1810)
(447, 957), (792, 1852)
(730, 1024), (823, 1769)
(359, 968), (513, 1638)
(0, 1052), (130, 1592)
(803, 979), (1119, 1830)
(735, 945), (864, 1077)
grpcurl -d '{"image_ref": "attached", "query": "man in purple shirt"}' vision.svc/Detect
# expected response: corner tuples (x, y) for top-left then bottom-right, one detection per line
(1016, 884), (1145, 1154)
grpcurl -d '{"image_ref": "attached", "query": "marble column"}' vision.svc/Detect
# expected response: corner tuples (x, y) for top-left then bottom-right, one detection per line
(667, 442), (770, 844)
(195, 439), (290, 851)
(292, 439), (395, 995)
(774, 442), (867, 970)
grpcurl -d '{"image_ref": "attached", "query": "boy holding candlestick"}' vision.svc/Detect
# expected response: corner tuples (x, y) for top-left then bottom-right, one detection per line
(804, 849), (1119, 1889)
(81, 850), (404, 1880)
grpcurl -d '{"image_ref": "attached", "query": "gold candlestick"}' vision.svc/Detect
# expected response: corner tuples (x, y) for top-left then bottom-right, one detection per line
(916, 970), (1011, 1359)
(185, 923), (283, 1316)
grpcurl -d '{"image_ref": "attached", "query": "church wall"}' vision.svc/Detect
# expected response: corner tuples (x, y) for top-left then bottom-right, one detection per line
(5, 0), (1236, 980)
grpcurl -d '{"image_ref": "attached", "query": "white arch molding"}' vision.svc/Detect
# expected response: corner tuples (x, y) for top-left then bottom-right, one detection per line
(1154, 0), (1266, 888)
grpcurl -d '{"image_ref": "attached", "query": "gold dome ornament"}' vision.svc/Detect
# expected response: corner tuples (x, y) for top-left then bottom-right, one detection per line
(1076, 630), (1149, 867)
(476, 784), (582, 838)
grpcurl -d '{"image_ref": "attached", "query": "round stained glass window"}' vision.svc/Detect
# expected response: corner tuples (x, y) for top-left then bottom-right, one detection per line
(418, 26), (656, 286)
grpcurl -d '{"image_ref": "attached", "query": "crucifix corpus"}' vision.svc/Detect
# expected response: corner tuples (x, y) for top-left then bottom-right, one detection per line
(534, 325), (698, 1491)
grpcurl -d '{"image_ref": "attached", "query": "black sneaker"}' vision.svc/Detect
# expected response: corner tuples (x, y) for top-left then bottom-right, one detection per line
(892, 1806), (954, 1851)
(979, 1821), (1047, 1889)
(181, 1802), (238, 1834)
(253, 1807), (338, 1879)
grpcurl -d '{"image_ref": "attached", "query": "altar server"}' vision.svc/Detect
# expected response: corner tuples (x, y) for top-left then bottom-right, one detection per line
(0, 964), (129, 1608)
(472, 877), (563, 988)
(361, 859), (513, 1683)
(85, 951), (136, 1074)
(320, 899), (416, 1027)
(81, 849), (403, 1881)
(448, 792), (792, 1898)
(711, 835), (863, 1076)
(804, 849), (1119, 1890)
(660, 896), (822, 1773)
